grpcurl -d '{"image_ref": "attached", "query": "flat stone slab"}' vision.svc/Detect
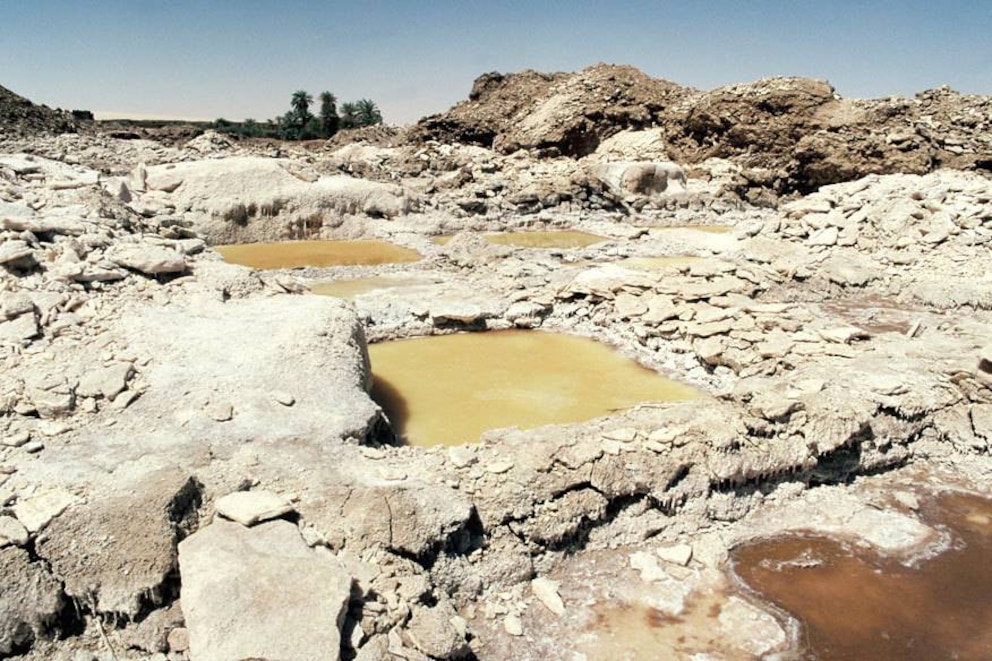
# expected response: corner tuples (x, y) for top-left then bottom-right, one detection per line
(215, 489), (295, 526)
(178, 518), (352, 661)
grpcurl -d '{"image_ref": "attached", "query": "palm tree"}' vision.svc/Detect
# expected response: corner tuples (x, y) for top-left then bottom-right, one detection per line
(319, 91), (339, 138)
(290, 90), (313, 132)
(340, 102), (359, 129)
(355, 98), (383, 126)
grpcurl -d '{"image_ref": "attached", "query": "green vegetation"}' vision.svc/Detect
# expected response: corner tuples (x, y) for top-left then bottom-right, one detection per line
(212, 90), (382, 140)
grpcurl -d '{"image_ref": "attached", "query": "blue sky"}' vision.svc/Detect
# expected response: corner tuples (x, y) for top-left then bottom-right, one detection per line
(2, 1), (990, 124)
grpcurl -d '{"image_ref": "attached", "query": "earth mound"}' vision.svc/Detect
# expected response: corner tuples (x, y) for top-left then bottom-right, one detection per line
(0, 85), (76, 137)
(411, 64), (992, 195)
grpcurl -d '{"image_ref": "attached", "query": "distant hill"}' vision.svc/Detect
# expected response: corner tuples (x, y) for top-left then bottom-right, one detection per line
(0, 84), (76, 136)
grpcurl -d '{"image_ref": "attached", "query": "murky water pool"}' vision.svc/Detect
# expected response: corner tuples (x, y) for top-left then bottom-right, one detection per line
(732, 493), (992, 660)
(432, 231), (606, 249)
(311, 276), (429, 300)
(368, 330), (702, 446)
(215, 240), (421, 269)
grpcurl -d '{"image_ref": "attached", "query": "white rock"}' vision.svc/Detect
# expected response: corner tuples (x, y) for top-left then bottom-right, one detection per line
(531, 577), (566, 616)
(0, 515), (29, 547)
(215, 490), (295, 527)
(656, 543), (693, 566)
(1, 431), (30, 448)
(503, 614), (523, 636)
(207, 402), (234, 422)
(13, 489), (81, 533)
(107, 243), (186, 275)
(178, 518), (352, 661)
(272, 390), (295, 406)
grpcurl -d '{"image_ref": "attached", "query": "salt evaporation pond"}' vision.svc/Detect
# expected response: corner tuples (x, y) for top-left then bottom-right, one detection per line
(732, 492), (992, 660)
(216, 239), (421, 269)
(311, 276), (429, 300)
(369, 330), (703, 447)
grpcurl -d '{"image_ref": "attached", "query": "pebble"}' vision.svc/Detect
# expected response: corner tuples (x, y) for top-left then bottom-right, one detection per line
(272, 390), (295, 406)
(24, 441), (45, 453)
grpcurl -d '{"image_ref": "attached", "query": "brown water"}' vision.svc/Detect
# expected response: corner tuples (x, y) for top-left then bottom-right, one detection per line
(215, 240), (421, 269)
(311, 276), (428, 300)
(368, 330), (703, 447)
(432, 231), (606, 249)
(733, 493), (992, 660)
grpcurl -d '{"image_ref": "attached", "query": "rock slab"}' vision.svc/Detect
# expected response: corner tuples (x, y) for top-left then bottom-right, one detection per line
(178, 518), (352, 661)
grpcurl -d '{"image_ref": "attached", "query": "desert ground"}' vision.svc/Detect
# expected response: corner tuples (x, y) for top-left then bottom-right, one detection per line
(1, 65), (991, 660)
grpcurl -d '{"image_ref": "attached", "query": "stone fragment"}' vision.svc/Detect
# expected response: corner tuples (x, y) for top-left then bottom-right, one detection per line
(818, 325), (867, 344)
(0, 313), (39, 343)
(602, 427), (639, 443)
(0, 240), (35, 265)
(531, 577), (566, 616)
(215, 490), (295, 526)
(106, 244), (186, 275)
(486, 460), (514, 474)
(430, 301), (489, 325)
(447, 446), (477, 469)
(0, 547), (65, 655)
(12, 489), (80, 533)
(656, 543), (693, 566)
(76, 362), (133, 399)
(503, 614), (523, 636)
(1, 431), (30, 448)
(179, 518), (352, 661)
(0, 516), (29, 548)
(808, 226), (839, 246)
(641, 294), (679, 324)
(405, 601), (470, 659)
(685, 319), (734, 338)
(614, 292), (647, 318)
(167, 627), (190, 653)
(629, 551), (667, 583)
(207, 402), (233, 422)
(272, 390), (295, 406)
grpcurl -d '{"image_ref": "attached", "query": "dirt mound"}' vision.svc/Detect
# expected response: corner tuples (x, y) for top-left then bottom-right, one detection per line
(0, 84), (76, 136)
(411, 64), (992, 195)
(411, 65), (692, 157)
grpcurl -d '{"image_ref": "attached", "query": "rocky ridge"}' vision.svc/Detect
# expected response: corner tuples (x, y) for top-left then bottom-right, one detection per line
(1, 71), (991, 660)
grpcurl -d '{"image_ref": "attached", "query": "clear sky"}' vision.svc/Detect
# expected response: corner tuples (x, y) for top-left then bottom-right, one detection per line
(2, 1), (990, 125)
